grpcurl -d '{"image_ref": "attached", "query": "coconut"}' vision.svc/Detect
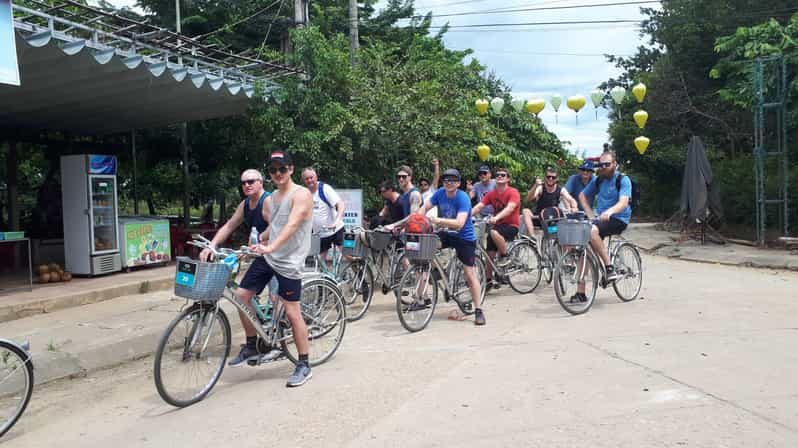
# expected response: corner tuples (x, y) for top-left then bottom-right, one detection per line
(48, 263), (60, 272)
(62, 272), (73, 282)
(40, 273), (51, 283)
(37, 264), (49, 275)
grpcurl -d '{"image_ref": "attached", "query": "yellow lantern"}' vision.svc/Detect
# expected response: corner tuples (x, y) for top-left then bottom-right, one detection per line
(633, 110), (648, 129)
(475, 99), (489, 116)
(477, 144), (491, 161)
(567, 95), (587, 124)
(632, 83), (647, 103)
(525, 99), (545, 116)
(634, 136), (650, 154)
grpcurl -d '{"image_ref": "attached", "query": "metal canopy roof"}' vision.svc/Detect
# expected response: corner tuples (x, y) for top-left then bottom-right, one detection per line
(0, 2), (301, 135)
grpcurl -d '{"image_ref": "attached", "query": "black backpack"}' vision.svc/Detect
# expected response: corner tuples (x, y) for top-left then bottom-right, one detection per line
(596, 174), (640, 210)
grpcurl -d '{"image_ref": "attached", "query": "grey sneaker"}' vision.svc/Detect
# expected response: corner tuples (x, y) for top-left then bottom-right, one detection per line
(474, 308), (486, 326)
(228, 344), (260, 367)
(286, 362), (313, 387)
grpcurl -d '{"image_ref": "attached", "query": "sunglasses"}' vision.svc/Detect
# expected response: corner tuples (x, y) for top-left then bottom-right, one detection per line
(495, 173), (508, 178)
(240, 179), (260, 185)
(596, 162), (612, 168)
(478, 171), (489, 176)
(396, 174), (408, 180)
(268, 166), (289, 175)
(443, 178), (460, 184)
(545, 175), (557, 180)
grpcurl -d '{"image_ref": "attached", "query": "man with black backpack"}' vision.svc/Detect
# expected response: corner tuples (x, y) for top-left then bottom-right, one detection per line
(301, 168), (346, 259)
(578, 150), (632, 293)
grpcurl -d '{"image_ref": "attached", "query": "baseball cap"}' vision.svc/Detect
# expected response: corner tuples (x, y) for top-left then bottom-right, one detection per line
(478, 165), (490, 174)
(268, 150), (292, 165)
(442, 168), (461, 181)
(578, 160), (594, 171)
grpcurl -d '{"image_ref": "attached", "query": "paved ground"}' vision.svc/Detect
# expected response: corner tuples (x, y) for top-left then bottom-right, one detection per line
(3, 255), (798, 447)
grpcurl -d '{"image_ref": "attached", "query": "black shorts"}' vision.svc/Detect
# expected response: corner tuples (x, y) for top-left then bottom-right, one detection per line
(320, 227), (345, 252)
(239, 257), (302, 302)
(438, 232), (476, 267)
(594, 218), (627, 239)
(487, 224), (518, 252)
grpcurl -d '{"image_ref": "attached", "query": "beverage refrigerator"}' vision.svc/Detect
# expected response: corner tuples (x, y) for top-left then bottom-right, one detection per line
(61, 155), (122, 275)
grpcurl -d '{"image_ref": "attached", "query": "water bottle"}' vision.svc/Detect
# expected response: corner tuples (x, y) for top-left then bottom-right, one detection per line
(249, 226), (259, 246)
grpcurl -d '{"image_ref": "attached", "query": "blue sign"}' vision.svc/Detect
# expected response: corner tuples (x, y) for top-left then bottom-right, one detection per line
(88, 155), (117, 174)
(176, 260), (197, 287)
(0, 0), (20, 86)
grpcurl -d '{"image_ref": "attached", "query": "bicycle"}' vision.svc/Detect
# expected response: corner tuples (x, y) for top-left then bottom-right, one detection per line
(395, 231), (487, 332)
(473, 217), (543, 295)
(153, 235), (346, 408)
(0, 339), (33, 438)
(552, 213), (643, 315)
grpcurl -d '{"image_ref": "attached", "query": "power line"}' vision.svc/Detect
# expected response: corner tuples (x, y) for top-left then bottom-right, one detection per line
(425, 19), (642, 29)
(458, 48), (633, 57)
(406, 1), (660, 20)
(195, 0), (283, 40)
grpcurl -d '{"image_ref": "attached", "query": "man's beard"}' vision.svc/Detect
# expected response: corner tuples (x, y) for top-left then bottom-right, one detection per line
(599, 168), (614, 179)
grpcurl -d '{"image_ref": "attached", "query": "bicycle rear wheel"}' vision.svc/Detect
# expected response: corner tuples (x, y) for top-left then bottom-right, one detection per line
(449, 257), (486, 314)
(0, 340), (33, 438)
(396, 263), (438, 332)
(281, 278), (346, 366)
(506, 241), (543, 294)
(612, 243), (643, 302)
(553, 248), (598, 315)
(339, 260), (374, 321)
(153, 304), (231, 408)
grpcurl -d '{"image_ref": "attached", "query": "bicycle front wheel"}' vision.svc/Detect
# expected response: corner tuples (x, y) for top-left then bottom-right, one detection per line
(153, 304), (231, 408)
(396, 263), (438, 332)
(0, 340), (34, 438)
(612, 243), (643, 302)
(553, 248), (598, 315)
(281, 278), (346, 366)
(339, 260), (375, 322)
(506, 241), (543, 294)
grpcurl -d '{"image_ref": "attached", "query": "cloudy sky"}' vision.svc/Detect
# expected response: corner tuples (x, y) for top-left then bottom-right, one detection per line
(100, 0), (655, 156)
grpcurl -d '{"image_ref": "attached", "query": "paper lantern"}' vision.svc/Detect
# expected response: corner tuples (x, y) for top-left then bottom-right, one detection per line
(590, 90), (604, 119)
(525, 99), (545, 115)
(550, 94), (562, 123)
(634, 136), (650, 154)
(477, 144), (491, 161)
(511, 97), (526, 112)
(490, 97), (505, 114)
(475, 99), (489, 116)
(632, 83), (647, 103)
(610, 86), (626, 105)
(566, 95), (587, 124)
(633, 110), (648, 129)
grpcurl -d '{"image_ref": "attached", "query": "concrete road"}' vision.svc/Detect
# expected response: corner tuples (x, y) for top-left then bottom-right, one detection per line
(4, 256), (798, 447)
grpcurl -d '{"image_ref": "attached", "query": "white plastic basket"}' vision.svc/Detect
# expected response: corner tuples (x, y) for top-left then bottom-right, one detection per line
(557, 219), (592, 246)
(404, 234), (438, 261)
(174, 257), (231, 301)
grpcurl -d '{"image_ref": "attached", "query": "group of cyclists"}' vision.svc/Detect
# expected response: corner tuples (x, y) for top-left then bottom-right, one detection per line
(197, 148), (633, 388)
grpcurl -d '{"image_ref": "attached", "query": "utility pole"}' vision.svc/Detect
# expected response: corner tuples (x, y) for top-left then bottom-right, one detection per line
(294, 0), (308, 27)
(348, 0), (358, 66)
(176, 0), (190, 228)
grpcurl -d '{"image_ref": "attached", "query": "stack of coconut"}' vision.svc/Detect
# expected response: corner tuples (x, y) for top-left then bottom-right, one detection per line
(37, 263), (73, 283)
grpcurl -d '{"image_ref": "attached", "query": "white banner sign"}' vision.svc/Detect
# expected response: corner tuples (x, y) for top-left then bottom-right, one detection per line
(0, 0), (20, 86)
(337, 189), (363, 230)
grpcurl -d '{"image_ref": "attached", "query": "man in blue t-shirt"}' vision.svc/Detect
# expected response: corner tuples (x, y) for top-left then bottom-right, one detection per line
(577, 151), (632, 294)
(419, 168), (486, 326)
(565, 160), (596, 211)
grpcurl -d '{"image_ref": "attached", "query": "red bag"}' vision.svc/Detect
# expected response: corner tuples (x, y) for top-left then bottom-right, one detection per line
(405, 214), (433, 234)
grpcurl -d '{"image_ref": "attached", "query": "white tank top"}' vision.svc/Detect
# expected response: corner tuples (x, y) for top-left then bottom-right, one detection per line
(264, 185), (312, 279)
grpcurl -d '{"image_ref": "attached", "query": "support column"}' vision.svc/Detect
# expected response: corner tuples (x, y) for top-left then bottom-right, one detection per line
(180, 123), (190, 228)
(131, 130), (139, 215)
(348, 0), (359, 66)
(7, 140), (19, 231)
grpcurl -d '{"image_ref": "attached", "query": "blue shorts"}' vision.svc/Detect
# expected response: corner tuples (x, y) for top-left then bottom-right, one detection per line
(437, 232), (476, 267)
(239, 257), (302, 302)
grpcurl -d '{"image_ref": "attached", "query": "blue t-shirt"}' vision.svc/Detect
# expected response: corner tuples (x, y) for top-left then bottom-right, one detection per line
(581, 172), (632, 224)
(430, 188), (475, 242)
(565, 174), (595, 211)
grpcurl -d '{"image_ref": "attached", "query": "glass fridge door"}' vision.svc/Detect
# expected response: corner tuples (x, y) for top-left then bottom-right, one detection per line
(89, 176), (119, 253)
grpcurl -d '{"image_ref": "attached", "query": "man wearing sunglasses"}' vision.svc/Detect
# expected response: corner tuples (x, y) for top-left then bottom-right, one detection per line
(245, 151), (315, 387)
(521, 167), (578, 237)
(469, 164), (496, 217)
(371, 181), (403, 229)
(472, 168), (521, 289)
(200, 169), (270, 263)
(301, 167), (346, 259)
(395, 165), (424, 218)
(418, 168), (486, 325)
(577, 150), (632, 294)
(565, 160), (596, 212)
